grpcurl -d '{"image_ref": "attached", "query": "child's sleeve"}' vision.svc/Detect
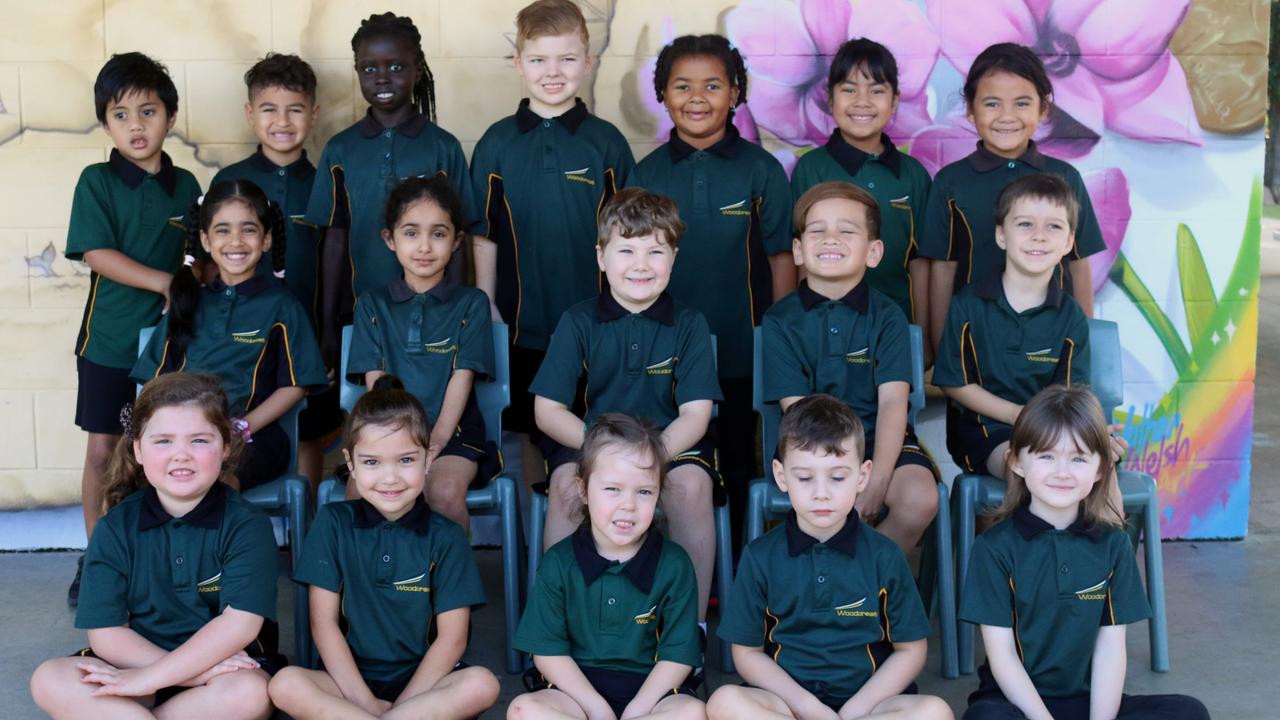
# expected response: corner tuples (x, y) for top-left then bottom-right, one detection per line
(65, 169), (116, 259)
(303, 143), (346, 230)
(673, 311), (722, 405)
(1066, 169), (1105, 260)
(74, 516), (131, 629)
(873, 305), (913, 388)
(756, 158), (794, 256)
(430, 521), (486, 612)
(958, 535), (1014, 627)
(715, 545), (769, 647)
(606, 128), (636, 190)
(527, 311), (586, 407)
(454, 291), (495, 380)
(292, 505), (343, 592)
(1052, 308), (1091, 386)
(918, 173), (957, 261)
(909, 165), (932, 260)
(130, 314), (173, 385)
(655, 548), (703, 667)
(468, 132), (501, 240)
(1101, 531), (1151, 626)
(274, 298), (329, 392)
(761, 309), (811, 402)
(513, 551), (572, 656)
(219, 509), (280, 620)
(345, 294), (385, 385)
(930, 295), (972, 388)
(877, 541), (931, 643)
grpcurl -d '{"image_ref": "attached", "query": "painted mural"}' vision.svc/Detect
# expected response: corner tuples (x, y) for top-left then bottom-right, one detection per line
(0, 0), (1265, 538)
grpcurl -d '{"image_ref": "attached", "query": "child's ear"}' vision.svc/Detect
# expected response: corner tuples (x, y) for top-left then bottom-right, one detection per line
(855, 459), (872, 492)
(243, 102), (254, 125)
(791, 237), (804, 267)
(452, 231), (464, 253)
(771, 458), (788, 494)
(165, 111), (177, 133)
(261, 230), (273, 254)
(1006, 451), (1024, 479)
(865, 238), (885, 269)
(133, 438), (144, 465)
(382, 228), (395, 252)
(200, 230), (212, 254)
(1039, 95), (1052, 121)
(995, 224), (1007, 251)
(577, 476), (589, 506)
(729, 84), (741, 109)
(596, 244), (607, 273)
(342, 448), (353, 473)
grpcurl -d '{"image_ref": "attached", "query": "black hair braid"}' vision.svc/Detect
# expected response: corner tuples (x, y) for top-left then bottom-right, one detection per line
(168, 198), (206, 357)
(352, 12), (437, 122)
(266, 200), (288, 278)
(652, 34), (749, 121)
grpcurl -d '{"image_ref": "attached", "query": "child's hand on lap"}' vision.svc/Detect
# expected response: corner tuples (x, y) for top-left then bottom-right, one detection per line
(182, 650), (258, 687)
(855, 473), (890, 522)
(79, 664), (159, 697)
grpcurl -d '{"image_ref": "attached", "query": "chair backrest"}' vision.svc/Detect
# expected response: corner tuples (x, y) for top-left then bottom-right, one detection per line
(1086, 318), (1122, 419)
(340, 322), (511, 445)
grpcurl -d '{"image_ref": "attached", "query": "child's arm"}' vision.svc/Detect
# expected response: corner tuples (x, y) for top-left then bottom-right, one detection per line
(908, 258), (932, 364)
(84, 626), (168, 669)
(859, 381), (909, 519)
(980, 625), (1054, 720)
(661, 399), (713, 458)
(769, 254), (798, 300)
(534, 396), (586, 449)
(82, 249), (173, 305)
(310, 585), (388, 715)
(622, 661), (695, 719)
(928, 260), (956, 353)
(1068, 259), (1094, 316)
(731, 644), (838, 720)
(838, 638), (927, 719)
(530, 312), (588, 448)
(242, 386), (305, 438)
(1090, 625), (1126, 720)
(395, 606), (470, 705)
(533, 655), (617, 720)
(472, 236), (500, 320)
(942, 384), (1021, 427)
(428, 369), (476, 463)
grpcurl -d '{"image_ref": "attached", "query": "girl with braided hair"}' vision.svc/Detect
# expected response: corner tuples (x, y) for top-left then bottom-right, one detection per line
(132, 179), (328, 491)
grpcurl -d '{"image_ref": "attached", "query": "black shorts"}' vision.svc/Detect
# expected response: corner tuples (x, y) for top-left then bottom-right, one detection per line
(865, 428), (941, 480)
(75, 356), (136, 435)
(523, 665), (700, 717)
(437, 393), (503, 487)
(505, 344), (546, 435)
(965, 664), (1209, 720)
(236, 420), (290, 491)
(298, 383), (344, 442)
(71, 641), (286, 704)
(538, 432), (725, 504)
(744, 680), (916, 712)
(945, 403), (1012, 474)
(349, 661), (469, 703)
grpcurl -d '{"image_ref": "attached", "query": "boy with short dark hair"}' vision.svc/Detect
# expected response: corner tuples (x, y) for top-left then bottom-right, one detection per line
(530, 187), (722, 622)
(470, 0), (635, 491)
(763, 181), (939, 553)
(211, 52), (340, 488)
(709, 394), (952, 720)
(65, 52), (202, 606)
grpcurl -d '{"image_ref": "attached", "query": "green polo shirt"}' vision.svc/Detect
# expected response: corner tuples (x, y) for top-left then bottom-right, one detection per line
(471, 99), (635, 350)
(933, 269), (1090, 437)
(633, 126), (791, 379)
(762, 280), (911, 438)
(790, 132), (932, 322)
(295, 497), (485, 682)
(211, 147), (322, 320)
(515, 527), (702, 673)
(959, 506), (1149, 698)
(131, 275), (329, 414)
(76, 482), (278, 652)
(529, 291), (721, 428)
(67, 150), (202, 369)
(304, 111), (477, 298)
(346, 278), (493, 425)
(719, 514), (930, 700)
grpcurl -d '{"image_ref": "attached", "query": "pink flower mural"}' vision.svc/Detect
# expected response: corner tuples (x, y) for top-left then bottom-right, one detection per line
(1084, 167), (1131, 295)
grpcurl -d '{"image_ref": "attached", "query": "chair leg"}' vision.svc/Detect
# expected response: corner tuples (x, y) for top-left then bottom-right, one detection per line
(746, 479), (767, 544)
(527, 491), (547, 603)
(934, 483), (958, 679)
(494, 477), (524, 674)
(284, 476), (313, 668)
(713, 503), (735, 674)
(954, 475), (978, 676)
(1139, 476), (1170, 673)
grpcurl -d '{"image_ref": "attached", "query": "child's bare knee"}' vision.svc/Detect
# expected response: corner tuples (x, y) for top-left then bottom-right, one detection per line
(266, 667), (303, 705)
(213, 671), (271, 720)
(916, 695), (955, 720)
(706, 685), (745, 718)
(507, 693), (538, 720)
(462, 666), (500, 703)
(30, 658), (75, 710)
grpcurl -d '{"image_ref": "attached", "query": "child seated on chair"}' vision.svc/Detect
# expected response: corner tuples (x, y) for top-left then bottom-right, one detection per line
(531, 187), (722, 623)
(763, 181), (938, 553)
(708, 394), (952, 720)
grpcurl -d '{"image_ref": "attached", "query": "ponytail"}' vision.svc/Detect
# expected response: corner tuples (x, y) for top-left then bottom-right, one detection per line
(167, 197), (206, 358)
(266, 199), (288, 279)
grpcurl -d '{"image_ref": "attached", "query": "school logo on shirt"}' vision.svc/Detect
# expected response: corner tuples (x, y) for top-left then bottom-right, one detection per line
(167, 215), (187, 231)
(634, 605), (658, 625)
(393, 571), (432, 593)
(1075, 578), (1109, 601)
(563, 167), (596, 186)
(719, 199), (751, 217)
(835, 598), (877, 618)
(423, 336), (458, 355)
(890, 195), (912, 211)
(645, 356), (676, 375)
(846, 347), (871, 365)
(1025, 347), (1059, 364)
(197, 572), (222, 593)
(231, 329), (265, 345)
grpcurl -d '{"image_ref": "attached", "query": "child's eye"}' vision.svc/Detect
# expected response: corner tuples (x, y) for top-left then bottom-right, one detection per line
(433, 230), (448, 239)
(618, 247), (633, 254)
(362, 458), (379, 466)
(404, 229), (417, 238)
(362, 66), (375, 74)
(142, 108), (155, 117)
(831, 475), (847, 482)
(706, 83), (721, 92)
(113, 111), (126, 120)
(638, 488), (653, 496)
(399, 456), (416, 464)
(794, 475), (812, 482)
(673, 83), (689, 92)
(390, 63), (404, 72)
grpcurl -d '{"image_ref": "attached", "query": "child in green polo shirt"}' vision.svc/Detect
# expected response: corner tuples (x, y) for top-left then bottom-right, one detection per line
(764, 182), (939, 554)
(212, 52), (342, 490)
(531, 187), (722, 622)
(132, 180), (329, 491)
(790, 39), (933, 343)
(921, 43), (1106, 352)
(472, 0), (636, 494)
(270, 376), (499, 719)
(346, 176), (498, 530)
(709, 395), (951, 720)
(511, 414), (704, 720)
(933, 174), (1090, 484)
(65, 52), (203, 607)
(31, 373), (282, 719)
(959, 385), (1208, 720)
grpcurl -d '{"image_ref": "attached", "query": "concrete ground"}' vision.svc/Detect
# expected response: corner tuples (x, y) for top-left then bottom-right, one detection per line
(4, 277), (1278, 718)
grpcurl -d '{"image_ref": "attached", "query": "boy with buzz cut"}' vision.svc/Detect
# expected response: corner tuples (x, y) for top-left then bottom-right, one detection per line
(530, 187), (722, 623)
(211, 52), (342, 489)
(65, 52), (202, 607)
(764, 181), (939, 554)
(933, 174), (1091, 480)
(470, 0), (635, 491)
(708, 395), (953, 720)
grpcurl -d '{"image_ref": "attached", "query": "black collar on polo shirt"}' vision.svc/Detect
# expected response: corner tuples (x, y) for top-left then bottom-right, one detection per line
(207, 274), (272, 298)
(967, 140), (1047, 173)
(515, 98), (589, 134)
(139, 480), (227, 531)
(824, 130), (902, 178)
(667, 123), (743, 163)
(572, 524), (665, 593)
(352, 495), (432, 535)
(109, 149), (178, 195)
(248, 146), (315, 180)
(595, 290), (676, 326)
(973, 265), (1064, 309)
(785, 511), (860, 558)
(797, 278), (870, 313)
(387, 277), (459, 304)
(1012, 503), (1102, 541)
(358, 109), (430, 139)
